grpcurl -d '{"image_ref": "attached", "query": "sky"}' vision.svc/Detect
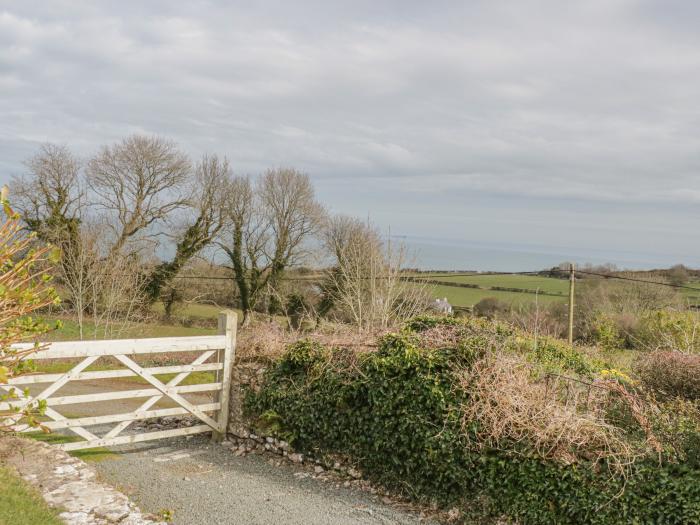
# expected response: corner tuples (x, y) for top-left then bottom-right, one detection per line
(1, 0), (699, 269)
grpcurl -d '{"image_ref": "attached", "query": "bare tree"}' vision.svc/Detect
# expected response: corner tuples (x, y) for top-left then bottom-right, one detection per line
(219, 168), (324, 324)
(12, 143), (83, 244)
(321, 215), (429, 331)
(86, 135), (190, 255)
(56, 219), (147, 339)
(259, 168), (324, 286)
(145, 154), (230, 306)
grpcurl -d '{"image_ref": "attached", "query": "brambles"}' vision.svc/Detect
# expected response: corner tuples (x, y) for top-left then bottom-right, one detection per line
(635, 351), (700, 400)
(458, 354), (636, 472)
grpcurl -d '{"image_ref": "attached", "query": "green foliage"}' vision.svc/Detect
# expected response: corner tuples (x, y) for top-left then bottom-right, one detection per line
(649, 399), (700, 467)
(511, 336), (598, 376)
(636, 310), (700, 353)
(247, 316), (700, 524)
(0, 198), (60, 430)
(590, 313), (625, 351)
(402, 314), (461, 332)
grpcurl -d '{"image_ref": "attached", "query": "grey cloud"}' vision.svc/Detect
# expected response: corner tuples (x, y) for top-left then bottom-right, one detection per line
(1, 0), (699, 264)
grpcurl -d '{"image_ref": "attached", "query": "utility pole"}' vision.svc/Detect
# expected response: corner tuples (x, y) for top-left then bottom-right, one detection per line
(568, 262), (575, 345)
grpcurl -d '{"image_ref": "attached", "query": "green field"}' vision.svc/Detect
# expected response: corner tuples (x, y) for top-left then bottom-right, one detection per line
(41, 315), (217, 342)
(150, 301), (232, 320)
(427, 283), (564, 308)
(680, 279), (700, 305)
(25, 432), (117, 462)
(427, 274), (568, 294)
(418, 273), (568, 308)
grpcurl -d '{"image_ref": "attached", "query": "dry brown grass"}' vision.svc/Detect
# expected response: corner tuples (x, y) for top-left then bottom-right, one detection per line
(458, 354), (641, 472)
(236, 320), (386, 362)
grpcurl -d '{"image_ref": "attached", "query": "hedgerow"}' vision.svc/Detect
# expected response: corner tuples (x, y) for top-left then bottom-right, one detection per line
(246, 316), (700, 524)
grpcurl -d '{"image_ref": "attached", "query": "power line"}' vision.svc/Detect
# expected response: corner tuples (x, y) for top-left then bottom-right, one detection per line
(166, 268), (700, 293)
(571, 269), (700, 292)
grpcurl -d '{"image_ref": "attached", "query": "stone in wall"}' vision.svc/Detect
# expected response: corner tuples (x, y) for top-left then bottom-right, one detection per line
(0, 436), (164, 525)
(228, 360), (268, 436)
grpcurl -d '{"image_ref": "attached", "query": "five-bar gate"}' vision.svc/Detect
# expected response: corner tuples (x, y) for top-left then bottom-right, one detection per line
(1, 311), (237, 450)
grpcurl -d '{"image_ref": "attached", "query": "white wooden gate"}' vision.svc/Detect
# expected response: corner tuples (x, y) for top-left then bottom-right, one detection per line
(1, 311), (236, 451)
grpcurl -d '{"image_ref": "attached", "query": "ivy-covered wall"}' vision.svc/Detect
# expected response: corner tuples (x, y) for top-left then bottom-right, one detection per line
(243, 318), (700, 524)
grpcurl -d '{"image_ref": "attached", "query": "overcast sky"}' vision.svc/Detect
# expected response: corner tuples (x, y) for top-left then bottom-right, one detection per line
(1, 1), (699, 268)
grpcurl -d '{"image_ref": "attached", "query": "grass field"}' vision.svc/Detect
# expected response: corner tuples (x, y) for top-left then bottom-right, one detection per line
(418, 273), (568, 308)
(41, 315), (217, 342)
(427, 283), (564, 308)
(150, 301), (232, 320)
(681, 279), (700, 304)
(426, 274), (568, 294)
(0, 466), (63, 525)
(31, 359), (217, 385)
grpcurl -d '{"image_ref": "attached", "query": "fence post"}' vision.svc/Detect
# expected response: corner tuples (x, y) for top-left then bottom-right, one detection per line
(213, 310), (237, 442)
(568, 263), (576, 345)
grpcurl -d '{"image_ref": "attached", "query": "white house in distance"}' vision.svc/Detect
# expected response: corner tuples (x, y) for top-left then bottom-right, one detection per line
(432, 297), (453, 315)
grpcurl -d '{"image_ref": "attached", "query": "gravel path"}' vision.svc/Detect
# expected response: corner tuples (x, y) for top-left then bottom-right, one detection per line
(92, 435), (434, 525)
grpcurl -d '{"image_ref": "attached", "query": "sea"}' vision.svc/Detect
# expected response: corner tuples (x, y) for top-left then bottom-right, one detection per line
(397, 236), (695, 272)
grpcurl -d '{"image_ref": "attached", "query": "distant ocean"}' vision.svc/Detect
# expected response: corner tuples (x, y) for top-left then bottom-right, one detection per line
(395, 236), (693, 272)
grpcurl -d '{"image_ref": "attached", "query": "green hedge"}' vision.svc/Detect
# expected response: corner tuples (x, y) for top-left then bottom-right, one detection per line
(246, 317), (700, 524)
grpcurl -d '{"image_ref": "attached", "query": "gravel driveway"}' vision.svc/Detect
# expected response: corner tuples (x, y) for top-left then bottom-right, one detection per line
(92, 435), (434, 525)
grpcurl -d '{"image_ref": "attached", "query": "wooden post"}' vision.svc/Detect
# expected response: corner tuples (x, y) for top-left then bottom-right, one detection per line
(567, 263), (575, 346)
(212, 310), (237, 442)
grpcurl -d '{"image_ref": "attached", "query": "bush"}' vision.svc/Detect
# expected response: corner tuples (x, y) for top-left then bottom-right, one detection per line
(590, 313), (626, 351)
(511, 335), (598, 376)
(635, 351), (700, 400)
(0, 195), (59, 430)
(650, 399), (700, 467)
(575, 279), (679, 346)
(635, 310), (700, 353)
(473, 297), (508, 319)
(247, 317), (700, 524)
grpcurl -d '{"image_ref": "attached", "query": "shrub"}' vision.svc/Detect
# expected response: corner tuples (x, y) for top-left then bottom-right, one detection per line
(635, 310), (700, 353)
(473, 297), (508, 319)
(511, 335), (598, 376)
(590, 313), (625, 351)
(650, 398), (700, 467)
(575, 279), (679, 346)
(0, 195), (59, 430)
(247, 317), (700, 524)
(635, 351), (700, 400)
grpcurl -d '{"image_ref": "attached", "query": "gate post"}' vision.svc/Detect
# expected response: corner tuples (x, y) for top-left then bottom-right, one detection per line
(213, 310), (237, 442)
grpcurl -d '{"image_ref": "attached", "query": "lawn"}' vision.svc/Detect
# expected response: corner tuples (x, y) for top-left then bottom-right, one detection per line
(0, 465), (63, 525)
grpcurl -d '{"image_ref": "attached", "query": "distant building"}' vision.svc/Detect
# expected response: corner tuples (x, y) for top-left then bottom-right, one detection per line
(432, 297), (453, 315)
